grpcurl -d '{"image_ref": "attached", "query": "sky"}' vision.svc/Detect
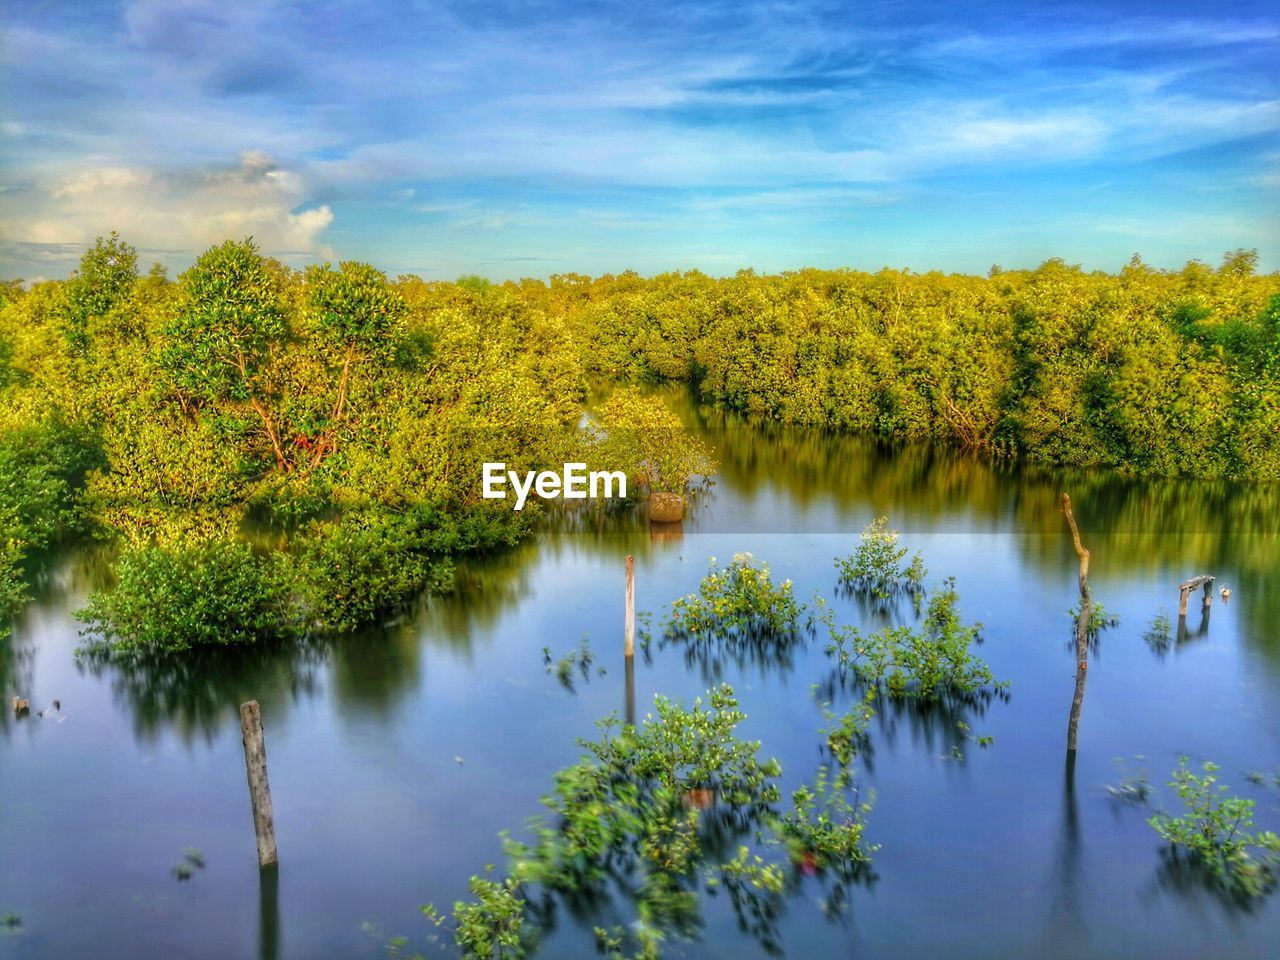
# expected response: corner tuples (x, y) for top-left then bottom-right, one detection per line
(1, 0), (1277, 280)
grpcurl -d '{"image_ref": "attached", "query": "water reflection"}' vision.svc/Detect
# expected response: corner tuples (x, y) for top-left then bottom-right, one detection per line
(76, 638), (329, 745)
(682, 392), (1280, 664)
(661, 623), (810, 683)
(259, 864), (281, 960)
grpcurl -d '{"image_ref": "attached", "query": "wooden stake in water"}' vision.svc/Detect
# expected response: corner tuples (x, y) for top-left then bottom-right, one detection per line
(1061, 494), (1091, 756)
(240, 700), (279, 868)
(624, 555), (635, 659)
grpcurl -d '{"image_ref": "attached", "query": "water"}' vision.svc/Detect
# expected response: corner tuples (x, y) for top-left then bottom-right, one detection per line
(3, 389), (1279, 959)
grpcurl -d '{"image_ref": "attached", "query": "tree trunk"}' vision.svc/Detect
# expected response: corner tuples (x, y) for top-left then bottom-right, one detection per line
(1062, 493), (1091, 754)
(310, 343), (356, 469)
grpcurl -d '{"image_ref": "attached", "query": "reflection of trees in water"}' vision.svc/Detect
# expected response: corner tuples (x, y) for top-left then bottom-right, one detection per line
(0, 629), (35, 737)
(687, 397), (1280, 664)
(77, 638), (330, 746)
(3, 543), (115, 737)
(661, 623), (809, 683)
(521, 789), (871, 959)
(816, 670), (1005, 768)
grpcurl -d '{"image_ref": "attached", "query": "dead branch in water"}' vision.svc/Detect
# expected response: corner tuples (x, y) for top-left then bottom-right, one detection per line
(1062, 493), (1091, 755)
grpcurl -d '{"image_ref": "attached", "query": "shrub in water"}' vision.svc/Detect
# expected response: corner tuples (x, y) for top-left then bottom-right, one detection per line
(79, 540), (289, 651)
(835, 518), (926, 599)
(1149, 758), (1280, 899)
(825, 579), (1005, 701)
(668, 553), (799, 638)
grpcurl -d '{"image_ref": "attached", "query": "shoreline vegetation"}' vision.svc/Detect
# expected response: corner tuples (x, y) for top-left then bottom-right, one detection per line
(2, 235), (1278, 649)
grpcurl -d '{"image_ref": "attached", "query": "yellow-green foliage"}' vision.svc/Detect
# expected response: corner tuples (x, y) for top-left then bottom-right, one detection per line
(551, 255), (1280, 479)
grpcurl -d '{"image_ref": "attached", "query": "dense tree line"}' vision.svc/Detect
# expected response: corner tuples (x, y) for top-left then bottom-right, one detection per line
(545, 253), (1280, 480)
(1, 237), (1276, 648)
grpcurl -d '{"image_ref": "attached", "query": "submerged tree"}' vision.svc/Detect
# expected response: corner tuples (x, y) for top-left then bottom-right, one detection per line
(1061, 493), (1091, 757)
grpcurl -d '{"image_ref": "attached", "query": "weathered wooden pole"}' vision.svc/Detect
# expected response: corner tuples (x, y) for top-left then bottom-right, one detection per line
(240, 700), (278, 868)
(1061, 494), (1091, 755)
(624, 555), (635, 659)
(1177, 575), (1215, 618)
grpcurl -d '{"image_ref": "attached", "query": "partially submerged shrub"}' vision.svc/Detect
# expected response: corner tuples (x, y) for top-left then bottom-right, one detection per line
(544, 635), (600, 692)
(295, 514), (446, 633)
(835, 518), (925, 599)
(591, 387), (716, 493)
(1144, 614), (1173, 658)
(1149, 758), (1280, 899)
(78, 540), (289, 651)
(1070, 601), (1119, 640)
(426, 685), (874, 959)
(825, 579), (1005, 701)
(668, 553), (799, 638)
(1, 423), (100, 635)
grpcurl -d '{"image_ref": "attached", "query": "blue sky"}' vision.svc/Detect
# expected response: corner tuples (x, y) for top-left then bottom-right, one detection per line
(2, 0), (1277, 280)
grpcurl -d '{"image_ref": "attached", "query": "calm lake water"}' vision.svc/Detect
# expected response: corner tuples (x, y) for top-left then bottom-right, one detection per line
(3, 389), (1279, 959)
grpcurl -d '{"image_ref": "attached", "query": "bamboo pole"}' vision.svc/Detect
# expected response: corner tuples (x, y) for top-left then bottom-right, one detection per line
(240, 700), (279, 868)
(1061, 494), (1091, 755)
(624, 555), (635, 659)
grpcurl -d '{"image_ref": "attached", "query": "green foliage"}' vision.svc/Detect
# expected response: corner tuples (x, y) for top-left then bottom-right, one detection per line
(428, 685), (872, 958)
(779, 766), (876, 873)
(78, 540), (289, 652)
(0, 422), (99, 636)
(667, 553), (800, 638)
(835, 518), (926, 599)
(57, 232), (138, 354)
(592, 387), (715, 493)
(1144, 614), (1173, 658)
(422, 870), (532, 960)
(164, 238), (287, 403)
(825, 579), (1005, 701)
(295, 513), (446, 633)
(1149, 758), (1280, 899)
(306, 261), (406, 356)
(556, 259), (1280, 480)
(545, 635), (600, 691)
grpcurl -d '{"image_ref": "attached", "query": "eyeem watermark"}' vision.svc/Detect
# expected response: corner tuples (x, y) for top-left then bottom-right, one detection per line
(482, 462), (627, 511)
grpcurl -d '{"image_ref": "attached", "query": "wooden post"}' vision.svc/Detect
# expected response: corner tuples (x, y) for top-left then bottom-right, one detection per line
(240, 700), (278, 868)
(624, 555), (635, 659)
(1061, 494), (1091, 755)
(1177, 575), (1214, 618)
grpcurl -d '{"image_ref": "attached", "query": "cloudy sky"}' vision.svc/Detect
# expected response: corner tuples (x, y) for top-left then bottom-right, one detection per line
(2, 0), (1277, 280)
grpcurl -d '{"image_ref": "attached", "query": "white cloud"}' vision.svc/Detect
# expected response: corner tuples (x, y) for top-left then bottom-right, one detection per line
(1, 152), (333, 261)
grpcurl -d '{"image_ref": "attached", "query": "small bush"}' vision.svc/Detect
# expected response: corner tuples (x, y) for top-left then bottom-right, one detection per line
(835, 518), (925, 599)
(79, 540), (289, 651)
(826, 579), (1005, 701)
(1149, 758), (1280, 899)
(668, 553), (800, 637)
(295, 513), (453, 633)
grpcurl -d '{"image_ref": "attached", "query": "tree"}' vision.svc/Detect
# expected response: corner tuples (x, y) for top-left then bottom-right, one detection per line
(163, 238), (290, 470)
(303, 261), (406, 467)
(59, 232), (138, 354)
